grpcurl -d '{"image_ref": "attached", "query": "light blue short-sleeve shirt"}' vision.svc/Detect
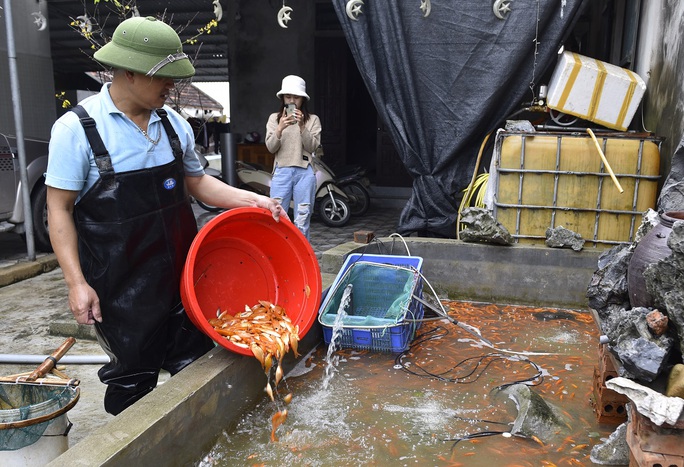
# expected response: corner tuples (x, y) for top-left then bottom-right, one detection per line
(45, 83), (204, 200)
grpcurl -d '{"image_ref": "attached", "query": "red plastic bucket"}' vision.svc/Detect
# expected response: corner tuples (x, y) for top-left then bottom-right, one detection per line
(180, 207), (322, 356)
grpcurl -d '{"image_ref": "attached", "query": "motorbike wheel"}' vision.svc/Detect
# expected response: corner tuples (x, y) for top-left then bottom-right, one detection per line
(21, 182), (53, 252)
(343, 181), (371, 217)
(317, 196), (351, 227)
(195, 198), (223, 213)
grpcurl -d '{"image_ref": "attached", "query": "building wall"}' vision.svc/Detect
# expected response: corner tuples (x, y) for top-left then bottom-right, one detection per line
(224, 1), (315, 141)
(222, 2), (684, 194)
(0, 0), (56, 140)
(637, 0), (684, 177)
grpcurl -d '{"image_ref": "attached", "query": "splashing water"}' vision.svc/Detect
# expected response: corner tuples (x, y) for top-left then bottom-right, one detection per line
(202, 302), (611, 466)
(322, 284), (353, 389)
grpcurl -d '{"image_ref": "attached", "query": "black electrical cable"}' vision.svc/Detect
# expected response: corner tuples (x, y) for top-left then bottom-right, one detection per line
(495, 358), (544, 390)
(446, 430), (512, 451)
(452, 415), (511, 426)
(395, 325), (545, 388)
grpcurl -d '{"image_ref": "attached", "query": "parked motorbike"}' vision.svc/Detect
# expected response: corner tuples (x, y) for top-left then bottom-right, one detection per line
(195, 150), (352, 227)
(330, 163), (371, 217)
(240, 158), (353, 227)
(313, 145), (371, 217)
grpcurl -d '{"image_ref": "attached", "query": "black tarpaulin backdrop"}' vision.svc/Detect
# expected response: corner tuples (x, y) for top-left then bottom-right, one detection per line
(332, 0), (588, 237)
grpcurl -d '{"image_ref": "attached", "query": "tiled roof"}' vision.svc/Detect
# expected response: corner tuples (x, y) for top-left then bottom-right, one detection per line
(86, 72), (223, 116)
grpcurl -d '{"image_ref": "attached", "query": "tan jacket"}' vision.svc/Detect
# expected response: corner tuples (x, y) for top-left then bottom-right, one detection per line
(265, 112), (322, 169)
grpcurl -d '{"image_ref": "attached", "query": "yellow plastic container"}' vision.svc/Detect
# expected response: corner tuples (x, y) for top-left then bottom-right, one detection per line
(491, 130), (661, 247)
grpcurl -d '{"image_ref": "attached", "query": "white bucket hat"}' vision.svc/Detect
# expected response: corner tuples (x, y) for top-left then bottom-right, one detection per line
(276, 75), (309, 100)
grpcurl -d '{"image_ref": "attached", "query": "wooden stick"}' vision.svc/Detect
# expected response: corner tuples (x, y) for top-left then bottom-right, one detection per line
(26, 337), (76, 382)
(0, 375), (80, 386)
(586, 128), (624, 193)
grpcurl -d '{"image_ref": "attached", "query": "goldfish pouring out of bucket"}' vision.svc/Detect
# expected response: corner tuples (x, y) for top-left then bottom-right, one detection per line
(209, 299), (299, 441)
(180, 207), (323, 441)
(209, 300), (301, 379)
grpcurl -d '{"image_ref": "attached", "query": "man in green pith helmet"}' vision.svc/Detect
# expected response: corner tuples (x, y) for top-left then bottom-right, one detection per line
(45, 16), (286, 415)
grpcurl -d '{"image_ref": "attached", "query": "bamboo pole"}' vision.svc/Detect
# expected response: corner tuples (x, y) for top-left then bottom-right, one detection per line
(26, 337), (76, 381)
(587, 128), (624, 193)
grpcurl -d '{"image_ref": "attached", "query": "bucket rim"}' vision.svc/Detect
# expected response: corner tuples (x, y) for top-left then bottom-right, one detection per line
(0, 385), (80, 431)
(181, 207), (322, 357)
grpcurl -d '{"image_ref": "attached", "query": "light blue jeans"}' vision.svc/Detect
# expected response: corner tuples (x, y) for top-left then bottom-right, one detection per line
(270, 165), (317, 239)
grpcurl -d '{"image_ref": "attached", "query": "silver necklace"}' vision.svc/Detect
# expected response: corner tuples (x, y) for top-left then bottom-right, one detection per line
(135, 123), (162, 145)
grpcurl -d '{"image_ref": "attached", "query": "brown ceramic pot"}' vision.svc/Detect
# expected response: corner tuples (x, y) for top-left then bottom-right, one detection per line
(627, 211), (684, 308)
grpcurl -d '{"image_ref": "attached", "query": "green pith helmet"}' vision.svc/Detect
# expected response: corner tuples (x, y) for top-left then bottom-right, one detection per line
(93, 16), (195, 79)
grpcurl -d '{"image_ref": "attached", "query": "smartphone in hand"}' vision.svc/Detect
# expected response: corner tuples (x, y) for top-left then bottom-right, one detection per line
(286, 103), (296, 118)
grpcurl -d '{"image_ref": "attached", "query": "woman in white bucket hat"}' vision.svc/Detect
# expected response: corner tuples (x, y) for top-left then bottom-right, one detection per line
(265, 75), (322, 240)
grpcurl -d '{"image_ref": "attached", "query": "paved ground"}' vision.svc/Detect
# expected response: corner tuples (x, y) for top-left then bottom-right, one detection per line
(0, 199), (405, 448)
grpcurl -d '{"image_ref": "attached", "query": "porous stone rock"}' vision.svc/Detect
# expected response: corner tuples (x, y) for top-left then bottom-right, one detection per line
(668, 220), (684, 254)
(586, 244), (632, 317)
(658, 135), (684, 212)
(459, 207), (514, 245)
(664, 288), (684, 356)
(612, 311), (674, 383)
(505, 120), (536, 132)
(633, 208), (659, 243)
(643, 254), (684, 311)
(545, 225), (585, 251)
(590, 422), (629, 465)
(498, 383), (569, 443)
(642, 222), (684, 354)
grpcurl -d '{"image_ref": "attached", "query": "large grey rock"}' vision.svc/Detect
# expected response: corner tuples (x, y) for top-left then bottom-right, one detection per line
(586, 244), (632, 317)
(545, 225), (585, 251)
(612, 308), (674, 382)
(664, 289), (684, 356)
(643, 253), (684, 311)
(599, 306), (639, 343)
(459, 207), (514, 245)
(590, 422), (629, 465)
(642, 222), (684, 354)
(498, 383), (569, 443)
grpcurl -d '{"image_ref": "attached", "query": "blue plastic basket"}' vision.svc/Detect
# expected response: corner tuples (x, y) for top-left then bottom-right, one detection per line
(318, 254), (424, 353)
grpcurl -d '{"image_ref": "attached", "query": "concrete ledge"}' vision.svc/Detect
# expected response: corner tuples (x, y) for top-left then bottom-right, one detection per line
(0, 254), (59, 287)
(321, 238), (603, 309)
(49, 324), (323, 466)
